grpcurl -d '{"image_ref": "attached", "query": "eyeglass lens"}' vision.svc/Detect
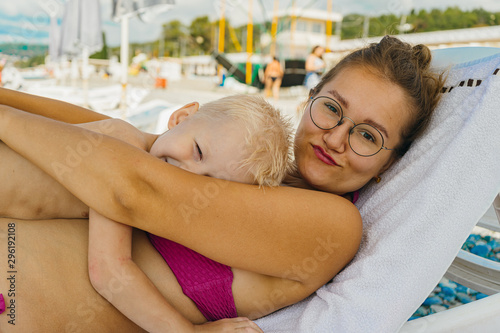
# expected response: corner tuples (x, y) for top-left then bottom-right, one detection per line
(311, 97), (384, 156)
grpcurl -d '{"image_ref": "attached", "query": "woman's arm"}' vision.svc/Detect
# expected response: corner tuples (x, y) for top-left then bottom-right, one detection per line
(0, 87), (110, 123)
(0, 105), (362, 289)
(305, 55), (324, 72)
(305, 55), (316, 72)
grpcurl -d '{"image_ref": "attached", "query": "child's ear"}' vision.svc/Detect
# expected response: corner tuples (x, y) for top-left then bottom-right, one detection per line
(167, 102), (200, 129)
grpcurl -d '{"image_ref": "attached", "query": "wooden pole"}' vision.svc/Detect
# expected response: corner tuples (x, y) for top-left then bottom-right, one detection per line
(120, 16), (129, 118)
(270, 0), (279, 57)
(290, 0), (296, 58)
(326, 0), (332, 52)
(218, 0), (226, 82)
(245, 0), (253, 85)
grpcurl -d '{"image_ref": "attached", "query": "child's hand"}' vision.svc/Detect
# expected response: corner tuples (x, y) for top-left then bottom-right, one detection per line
(193, 317), (264, 332)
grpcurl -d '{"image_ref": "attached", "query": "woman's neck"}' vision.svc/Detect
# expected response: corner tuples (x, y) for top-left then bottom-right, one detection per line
(282, 170), (317, 190)
(282, 170), (359, 203)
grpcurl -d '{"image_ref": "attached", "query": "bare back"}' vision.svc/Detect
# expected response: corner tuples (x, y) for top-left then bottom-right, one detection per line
(0, 218), (310, 331)
(0, 141), (87, 219)
(0, 218), (206, 332)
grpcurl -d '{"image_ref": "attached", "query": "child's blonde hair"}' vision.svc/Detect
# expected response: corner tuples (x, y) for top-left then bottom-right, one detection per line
(195, 95), (293, 186)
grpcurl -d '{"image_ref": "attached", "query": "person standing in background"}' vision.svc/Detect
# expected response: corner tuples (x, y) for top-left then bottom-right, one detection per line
(0, 58), (5, 87)
(304, 45), (326, 90)
(264, 57), (284, 100)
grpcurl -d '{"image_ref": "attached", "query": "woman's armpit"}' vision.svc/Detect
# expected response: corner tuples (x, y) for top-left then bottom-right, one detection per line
(232, 268), (316, 320)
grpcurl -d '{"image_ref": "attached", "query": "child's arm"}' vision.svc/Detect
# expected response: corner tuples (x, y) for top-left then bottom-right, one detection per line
(88, 208), (194, 332)
(88, 209), (264, 333)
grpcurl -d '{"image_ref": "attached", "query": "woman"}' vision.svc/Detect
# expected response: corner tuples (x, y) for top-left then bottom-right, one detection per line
(0, 36), (444, 331)
(264, 57), (284, 99)
(304, 45), (325, 89)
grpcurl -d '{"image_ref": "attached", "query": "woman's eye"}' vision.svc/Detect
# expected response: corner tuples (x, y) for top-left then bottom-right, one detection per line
(325, 103), (340, 115)
(360, 131), (375, 143)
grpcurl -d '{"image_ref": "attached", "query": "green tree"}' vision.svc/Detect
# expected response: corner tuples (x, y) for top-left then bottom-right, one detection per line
(189, 16), (213, 54)
(340, 14), (364, 39)
(160, 20), (187, 57)
(163, 20), (186, 40)
(370, 14), (400, 36)
(90, 32), (109, 59)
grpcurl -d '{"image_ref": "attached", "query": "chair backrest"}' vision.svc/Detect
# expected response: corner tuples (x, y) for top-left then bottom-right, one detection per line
(432, 47), (500, 67)
(494, 194), (500, 223)
(432, 47), (500, 234)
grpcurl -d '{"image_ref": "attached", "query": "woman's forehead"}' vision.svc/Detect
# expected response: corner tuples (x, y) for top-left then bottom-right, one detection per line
(320, 66), (409, 139)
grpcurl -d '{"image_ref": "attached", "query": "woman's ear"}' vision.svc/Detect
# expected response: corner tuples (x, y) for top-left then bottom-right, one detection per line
(167, 102), (200, 129)
(379, 154), (399, 175)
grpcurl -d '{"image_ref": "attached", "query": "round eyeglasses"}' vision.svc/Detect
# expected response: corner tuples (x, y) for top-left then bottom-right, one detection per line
(309, 96), (394, 157)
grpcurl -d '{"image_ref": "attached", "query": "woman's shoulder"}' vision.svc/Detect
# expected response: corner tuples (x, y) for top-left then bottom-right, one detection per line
(283, 174), (362, 228)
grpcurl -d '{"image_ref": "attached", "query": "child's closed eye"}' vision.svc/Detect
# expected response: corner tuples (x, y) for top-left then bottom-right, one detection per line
(195, 142), (203, 160)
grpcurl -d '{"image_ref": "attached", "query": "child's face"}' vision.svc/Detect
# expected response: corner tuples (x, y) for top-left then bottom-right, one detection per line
(150, 114), (254, 184)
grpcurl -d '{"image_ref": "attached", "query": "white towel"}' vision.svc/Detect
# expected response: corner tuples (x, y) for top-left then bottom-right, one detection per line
(255, 53), (500, 332)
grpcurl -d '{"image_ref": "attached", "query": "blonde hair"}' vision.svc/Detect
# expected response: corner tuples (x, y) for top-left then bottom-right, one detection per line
(195, 95), (293, 186)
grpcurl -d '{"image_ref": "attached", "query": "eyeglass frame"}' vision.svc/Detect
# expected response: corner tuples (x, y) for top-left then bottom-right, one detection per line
(308, 96), (395, 157)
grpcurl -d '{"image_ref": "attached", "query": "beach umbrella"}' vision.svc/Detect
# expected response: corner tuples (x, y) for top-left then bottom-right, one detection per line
(59, 0), (103, 106)
(48, 15), (60, 63)
(60, 0), (103, 57)
(112, 0), (175, 112)
(113, 0), (175, 22)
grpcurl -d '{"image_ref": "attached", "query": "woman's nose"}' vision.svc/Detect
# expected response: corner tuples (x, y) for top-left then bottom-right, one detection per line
(323, 121), (351, 153)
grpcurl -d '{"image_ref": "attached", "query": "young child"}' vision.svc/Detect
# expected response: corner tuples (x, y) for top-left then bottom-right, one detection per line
(89, 94), (293, 332)
(0, 94), (293, 331)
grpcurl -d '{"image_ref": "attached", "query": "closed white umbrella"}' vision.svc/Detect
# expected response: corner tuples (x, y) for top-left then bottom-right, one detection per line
(113, 0), (175, 22)
(60, 0), (103, 57)
(112, 0), (175, 112)
(48, 15), (60, 63)
(59, 0), (103, 106)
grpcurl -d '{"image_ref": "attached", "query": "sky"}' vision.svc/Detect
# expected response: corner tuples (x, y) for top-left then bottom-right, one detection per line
(1, 0), (500, 47)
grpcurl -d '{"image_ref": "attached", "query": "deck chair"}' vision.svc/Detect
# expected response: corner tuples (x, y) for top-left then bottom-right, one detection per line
(401, 194), (500, 333)
(254, 46), (500, 332)
(125, 99), (181, 134)
(444, 194), (500, 296)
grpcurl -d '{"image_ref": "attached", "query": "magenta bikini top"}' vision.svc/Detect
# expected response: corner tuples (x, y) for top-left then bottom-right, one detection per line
(147, 234), (237, 321)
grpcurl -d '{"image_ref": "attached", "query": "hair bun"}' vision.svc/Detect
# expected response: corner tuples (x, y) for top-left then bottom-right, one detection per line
(412, 44), (432, 69)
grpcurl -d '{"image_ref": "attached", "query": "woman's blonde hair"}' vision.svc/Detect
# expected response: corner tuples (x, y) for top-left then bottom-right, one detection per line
(196, 95), (293, 186)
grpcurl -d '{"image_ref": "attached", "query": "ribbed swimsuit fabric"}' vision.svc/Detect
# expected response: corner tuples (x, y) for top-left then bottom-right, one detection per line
(147, 190), (359, 321)
(147, 234), (238, 321)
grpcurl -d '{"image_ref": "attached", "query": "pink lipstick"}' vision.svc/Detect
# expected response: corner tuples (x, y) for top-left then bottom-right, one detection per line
(313, 145), (337, 166)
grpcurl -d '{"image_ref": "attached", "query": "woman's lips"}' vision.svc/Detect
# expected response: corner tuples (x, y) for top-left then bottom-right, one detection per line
(313, 145), (338, 166)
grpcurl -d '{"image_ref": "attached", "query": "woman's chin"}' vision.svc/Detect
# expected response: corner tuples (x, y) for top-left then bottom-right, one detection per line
(301, 174), (336, 193)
